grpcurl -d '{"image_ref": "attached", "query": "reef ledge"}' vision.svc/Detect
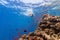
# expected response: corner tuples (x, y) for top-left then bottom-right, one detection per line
(19, 14), (60, 40)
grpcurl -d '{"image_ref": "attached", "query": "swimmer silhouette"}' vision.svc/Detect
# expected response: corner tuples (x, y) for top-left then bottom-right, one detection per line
(29, 13), (34, 17)
(26, 8), (34, 17)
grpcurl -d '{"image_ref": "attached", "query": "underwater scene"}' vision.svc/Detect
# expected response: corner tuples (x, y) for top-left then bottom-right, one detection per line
(0, 0), (60, 40)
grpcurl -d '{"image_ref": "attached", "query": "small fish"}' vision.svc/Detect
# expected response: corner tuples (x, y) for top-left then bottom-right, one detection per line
(24, 30), (27, 32)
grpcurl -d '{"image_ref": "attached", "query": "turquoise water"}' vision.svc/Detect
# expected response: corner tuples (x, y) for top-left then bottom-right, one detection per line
(0, 4), (60, 40)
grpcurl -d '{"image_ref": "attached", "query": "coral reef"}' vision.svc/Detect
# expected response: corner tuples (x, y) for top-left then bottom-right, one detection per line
(19, 14), (60, 40)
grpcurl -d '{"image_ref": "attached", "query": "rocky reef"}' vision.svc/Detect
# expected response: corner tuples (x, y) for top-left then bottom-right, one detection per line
(19, 14), (60, 40)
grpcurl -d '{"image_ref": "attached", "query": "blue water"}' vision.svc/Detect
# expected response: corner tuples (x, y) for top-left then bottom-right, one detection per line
(0, 4), (60, 40)
(0, 4), (39, 40)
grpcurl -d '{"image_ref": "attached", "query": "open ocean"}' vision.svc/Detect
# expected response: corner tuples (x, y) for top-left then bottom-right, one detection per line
(0, 1), (60, 40)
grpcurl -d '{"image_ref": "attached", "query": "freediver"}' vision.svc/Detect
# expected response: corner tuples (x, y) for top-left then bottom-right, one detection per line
(29, 13), (34, 17)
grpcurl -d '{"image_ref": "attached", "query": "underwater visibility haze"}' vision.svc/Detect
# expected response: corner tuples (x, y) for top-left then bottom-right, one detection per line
(0, 0), (60, 40)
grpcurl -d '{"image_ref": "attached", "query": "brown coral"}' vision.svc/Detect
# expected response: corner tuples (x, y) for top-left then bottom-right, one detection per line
(19, 14), (60, 40)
